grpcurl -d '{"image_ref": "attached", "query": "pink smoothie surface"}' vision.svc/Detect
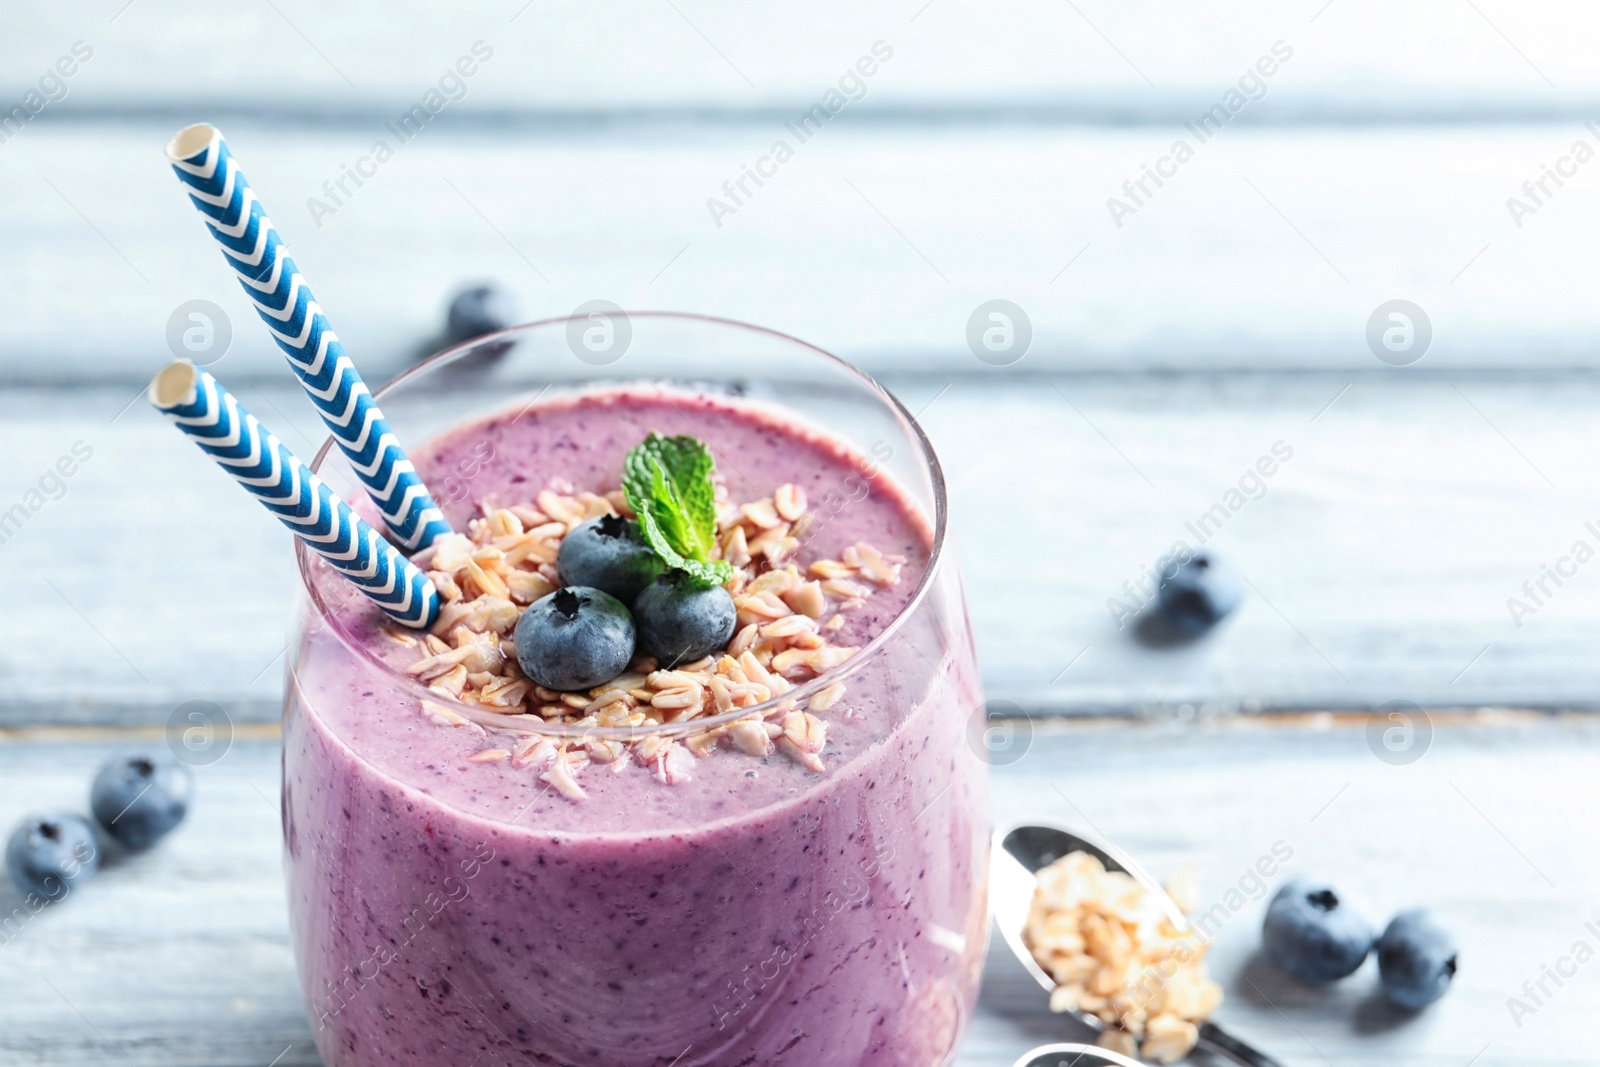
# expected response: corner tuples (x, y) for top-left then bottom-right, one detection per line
(284, 388), (990, 1066)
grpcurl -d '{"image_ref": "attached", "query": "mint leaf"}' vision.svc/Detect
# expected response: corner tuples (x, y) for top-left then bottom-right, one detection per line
(623, 433), (734, 589)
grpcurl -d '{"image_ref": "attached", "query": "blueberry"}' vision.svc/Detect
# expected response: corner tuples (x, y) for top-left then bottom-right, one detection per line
(632, 573), (736, 668)
(91, 753), (194, 850)
(514, 586), (635, 691)
(5, 813), (99, 901)
(1156, 551), (1242, 635)
(445, 283), (517, 344)
(1262, 878), (1375, 982)
(557, 516), (664, 602)
(1377, 909), (1457, 1009)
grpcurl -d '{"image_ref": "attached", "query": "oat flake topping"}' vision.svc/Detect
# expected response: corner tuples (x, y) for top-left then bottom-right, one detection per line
(1024, 851), (1224, 1064)
(388, 476), (904, 801)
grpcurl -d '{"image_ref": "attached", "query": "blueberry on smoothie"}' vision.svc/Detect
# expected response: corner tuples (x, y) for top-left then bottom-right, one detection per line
(1377, 909), (1458, 1009)
(515, 586), (636, 691)
(5, 812), (100, 901)
(445, 283), (517, 344)
(1156, 551), (1242, 635)
(1262, 878), (1375, 982)
(557, 515), (664, 602)
(90, 753), (194, 850)
(633, 573), (737, 668)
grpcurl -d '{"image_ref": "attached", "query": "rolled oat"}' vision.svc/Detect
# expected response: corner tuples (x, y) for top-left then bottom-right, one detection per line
(1023, 851), (1224, 1065)
(395, 484), (906, 801)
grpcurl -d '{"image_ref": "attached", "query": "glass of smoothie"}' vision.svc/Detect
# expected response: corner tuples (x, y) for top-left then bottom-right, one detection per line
(282, 312), (990, 1066)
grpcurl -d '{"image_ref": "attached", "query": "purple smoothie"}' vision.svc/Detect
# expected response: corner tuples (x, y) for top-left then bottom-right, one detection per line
(284, 389), (990, 1065)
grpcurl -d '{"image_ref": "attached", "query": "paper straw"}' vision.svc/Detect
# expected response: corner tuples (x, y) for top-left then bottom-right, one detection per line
(150, 360), (440, 630)
(163, 123), (453, 554)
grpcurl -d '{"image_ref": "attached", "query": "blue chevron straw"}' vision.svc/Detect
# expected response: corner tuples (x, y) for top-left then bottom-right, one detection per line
(163, 123), (452, 554)
(150, 360), (440, 630)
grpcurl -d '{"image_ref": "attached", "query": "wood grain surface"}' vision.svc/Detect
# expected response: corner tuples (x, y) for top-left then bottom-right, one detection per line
(2, 121), (1599, 382)
(5, 377), (1598, 722)
(0, 719), (1590, 1066)
(2, 5), (1595, 1064)
(8, 1), (1598, 114)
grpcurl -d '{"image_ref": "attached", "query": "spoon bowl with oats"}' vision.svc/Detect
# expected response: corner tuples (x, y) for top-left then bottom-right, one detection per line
(993, 822), (1284, 1067)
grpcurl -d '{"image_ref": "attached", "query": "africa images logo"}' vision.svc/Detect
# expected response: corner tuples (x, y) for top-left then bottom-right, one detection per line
(305, 41), (495, 228)
(0, 41), (93, 146)
(1105, 41), (1294, 228)
(706, 41), (894, 227)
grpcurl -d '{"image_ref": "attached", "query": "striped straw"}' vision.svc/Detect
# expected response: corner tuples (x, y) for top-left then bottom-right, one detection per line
(150, 360), (440, 630)
(163, 123), (452, 554)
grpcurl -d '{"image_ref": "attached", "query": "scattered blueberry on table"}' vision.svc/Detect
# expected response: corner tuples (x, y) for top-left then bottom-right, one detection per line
(557, 515), (664, 602)
(1262, 878), (1375, 982)
(514, 586), (637, 691)
(90, 753), (194, 850)
(1156, 550), (1242, 636)
(633, 573), (738, 668)
(5, 813), (100, 900)
(444, 283), (517, 344)
(1377, 909), (1458, 1009)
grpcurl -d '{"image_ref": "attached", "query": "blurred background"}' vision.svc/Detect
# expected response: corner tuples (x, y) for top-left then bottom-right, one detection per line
(2, 2), (1599, 1065)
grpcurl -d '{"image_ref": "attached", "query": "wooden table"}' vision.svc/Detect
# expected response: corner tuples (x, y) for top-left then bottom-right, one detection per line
(3, 717), (1594, 1065)
(4, 3), (1599, 1063)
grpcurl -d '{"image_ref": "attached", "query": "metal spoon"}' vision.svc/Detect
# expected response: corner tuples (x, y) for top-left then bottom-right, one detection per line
(992, 821), (1284, 1067)
(1012, 1043), (1146, 1067)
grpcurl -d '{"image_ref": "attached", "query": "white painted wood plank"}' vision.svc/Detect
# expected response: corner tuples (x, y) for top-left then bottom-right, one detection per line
(982, 718), (1600, 1067)
(930, 372), (1600, 714)
(4, 377), (1600, 723)
(0, 736), (313, 1067)
(4, 0), (1597, 115)
(0, 721), (1592, 1064)
(1, 122), (1598, 380)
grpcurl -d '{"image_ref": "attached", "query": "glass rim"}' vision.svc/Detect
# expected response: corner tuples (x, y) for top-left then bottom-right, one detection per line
(294, 310), (951, 741)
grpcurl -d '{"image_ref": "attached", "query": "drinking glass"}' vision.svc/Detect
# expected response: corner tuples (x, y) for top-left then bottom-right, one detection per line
(282, 313), (991, 1066)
